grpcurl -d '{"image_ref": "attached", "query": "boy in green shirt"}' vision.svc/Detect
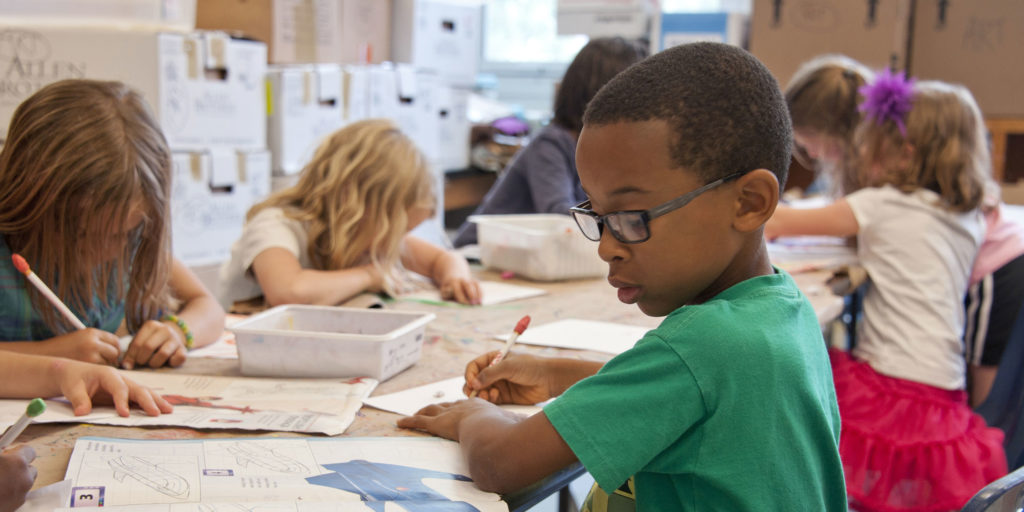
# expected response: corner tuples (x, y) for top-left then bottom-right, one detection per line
(399, 42), (847, 511)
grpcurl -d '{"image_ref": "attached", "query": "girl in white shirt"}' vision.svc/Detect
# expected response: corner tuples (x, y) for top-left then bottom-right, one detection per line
(220, 119), (480, 309)
(767, 75), (1006, 512)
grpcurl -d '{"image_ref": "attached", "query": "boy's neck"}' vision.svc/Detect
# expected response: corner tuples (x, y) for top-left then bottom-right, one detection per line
(691, 237), (775, 305)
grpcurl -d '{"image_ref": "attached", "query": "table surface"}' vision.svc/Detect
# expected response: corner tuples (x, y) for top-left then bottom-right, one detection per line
(22, 267), (842, 503)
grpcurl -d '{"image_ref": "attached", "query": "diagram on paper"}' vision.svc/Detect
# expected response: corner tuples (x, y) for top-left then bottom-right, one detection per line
(64, 437), (508, 511)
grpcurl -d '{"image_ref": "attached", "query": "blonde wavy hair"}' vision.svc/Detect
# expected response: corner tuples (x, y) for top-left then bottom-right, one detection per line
(855, 80), (990, 212)
(785, 54), (874, 196)
(249, 119), (433, 292)
(0, 80), (173, 334)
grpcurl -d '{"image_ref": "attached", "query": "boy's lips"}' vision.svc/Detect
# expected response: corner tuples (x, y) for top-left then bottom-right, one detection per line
(608, 277), (642, 304)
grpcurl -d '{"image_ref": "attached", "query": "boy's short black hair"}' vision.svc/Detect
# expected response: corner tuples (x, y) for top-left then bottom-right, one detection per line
(583, 42), (792, 189)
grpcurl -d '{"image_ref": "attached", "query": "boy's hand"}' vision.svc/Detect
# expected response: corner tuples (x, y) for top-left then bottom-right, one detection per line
(122, 319), (187, 369)
(54, 359), (173, 417)
(46, 328), (120, 366)
(439, 276), (482, 305)
(465, 351), (553, 405)
(396, 399), (498, 440)
(0, 445), (36, 512)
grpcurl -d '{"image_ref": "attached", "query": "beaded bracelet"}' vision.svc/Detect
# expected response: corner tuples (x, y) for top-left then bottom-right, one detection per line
(162, 314), (194, 350)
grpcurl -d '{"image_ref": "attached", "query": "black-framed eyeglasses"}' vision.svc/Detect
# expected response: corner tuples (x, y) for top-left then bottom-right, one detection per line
(570, 171), (747, 243)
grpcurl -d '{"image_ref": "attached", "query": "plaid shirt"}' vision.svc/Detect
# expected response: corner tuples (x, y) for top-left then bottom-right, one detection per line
(0, 237), (124, 341)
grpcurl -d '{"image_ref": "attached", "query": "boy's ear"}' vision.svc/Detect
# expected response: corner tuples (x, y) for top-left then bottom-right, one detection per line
(731, 169), (779, 233)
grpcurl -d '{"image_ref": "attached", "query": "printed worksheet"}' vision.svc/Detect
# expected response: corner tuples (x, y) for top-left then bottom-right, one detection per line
(60, 436), (508, 511)
(364, 377), (544, 417)
(0, 373), (377, 436)
(767, 237), (858, 273)
(501, 318), (649, 355)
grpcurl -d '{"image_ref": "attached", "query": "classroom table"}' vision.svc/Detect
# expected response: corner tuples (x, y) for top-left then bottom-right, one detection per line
(20, 267), (843, 511)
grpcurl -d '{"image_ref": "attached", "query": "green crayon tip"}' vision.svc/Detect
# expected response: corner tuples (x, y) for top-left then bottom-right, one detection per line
(26, 398), (46, 418)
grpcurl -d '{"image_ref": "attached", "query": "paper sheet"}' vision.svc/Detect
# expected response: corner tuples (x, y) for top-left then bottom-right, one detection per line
(16, 479), (72, 512)
(363, 377), (544, 418)
(767, 237), (858, 274)
(59, 436), (508, 511)
(501, 318), (650, 355)
(0, 373), (377, 436)
(185, 335), (238, 359)
(399, 280), (547, 306)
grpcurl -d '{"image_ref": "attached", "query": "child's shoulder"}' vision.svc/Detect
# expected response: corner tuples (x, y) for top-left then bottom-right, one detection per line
(656, 271), (807, 342)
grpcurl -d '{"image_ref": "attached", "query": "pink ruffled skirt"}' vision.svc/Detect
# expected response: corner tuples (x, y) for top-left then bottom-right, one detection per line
(829, 349), (1007, 512)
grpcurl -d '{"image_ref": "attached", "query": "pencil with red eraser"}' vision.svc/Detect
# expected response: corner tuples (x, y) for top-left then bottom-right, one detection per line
(11, 253), (86, 330)
(469, 315), (531, 398)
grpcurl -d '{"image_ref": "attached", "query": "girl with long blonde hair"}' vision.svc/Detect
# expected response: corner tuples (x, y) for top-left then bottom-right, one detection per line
(767, 75), (1007, 511)
(0, 79), (225, 369)
(220, 119), (480, 308)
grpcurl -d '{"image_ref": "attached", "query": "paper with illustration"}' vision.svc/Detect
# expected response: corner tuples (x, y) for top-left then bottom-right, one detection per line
(59, 436), (507, 511)
(364, 376), (544, 418)
(0, 373), (377, 436)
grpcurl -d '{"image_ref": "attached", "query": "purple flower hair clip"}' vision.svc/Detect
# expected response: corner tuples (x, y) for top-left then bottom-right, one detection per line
(858, 68), (916, 137)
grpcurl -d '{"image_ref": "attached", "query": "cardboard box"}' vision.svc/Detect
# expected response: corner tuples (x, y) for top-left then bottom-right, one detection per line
(343, 65), (372, 122)
(556, 0), (655, 38)
(171, 149), (271, 266)
(911, 0), (1024, 117)
(0, 26), (267, 150)
(434, 86), (471, 171)
(267, 64), (345, 175)
(392, 0), (482, 87)
(196, 0), (337, 63)
(749, 0), (912, 87)
(196, 0), (390, 64)
(654, 11), (747, 50)
(0, 0), (196, 31)
(337, 0), (392, 64)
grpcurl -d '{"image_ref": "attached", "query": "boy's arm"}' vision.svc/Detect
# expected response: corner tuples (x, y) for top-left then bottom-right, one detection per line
(400, 235), (481, 305)
(765, 199), (859, 239)
(398, 401), (578, 494)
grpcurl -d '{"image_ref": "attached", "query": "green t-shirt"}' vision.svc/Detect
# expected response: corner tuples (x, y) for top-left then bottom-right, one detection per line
(544, 269), (846, 511)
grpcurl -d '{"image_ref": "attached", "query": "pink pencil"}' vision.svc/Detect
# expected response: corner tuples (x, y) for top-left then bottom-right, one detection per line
(469, 315), (531, 398)
(12, 254), (86, 330)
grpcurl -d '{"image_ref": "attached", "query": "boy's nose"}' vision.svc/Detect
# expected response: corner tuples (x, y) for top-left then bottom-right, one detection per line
(596, 229), (628, 263)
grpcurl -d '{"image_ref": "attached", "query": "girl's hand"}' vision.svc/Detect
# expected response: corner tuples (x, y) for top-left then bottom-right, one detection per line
(439, 276), (482, 305)
(464, 351), (553, 405)
(0, 445), (35, 512)
(54, 358), (173, 417)
(121, 319), (187, 370)
(46, 328), (120, 366)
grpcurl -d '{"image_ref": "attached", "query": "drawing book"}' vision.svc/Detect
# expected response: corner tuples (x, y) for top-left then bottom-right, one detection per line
(60, 436), (507, 511)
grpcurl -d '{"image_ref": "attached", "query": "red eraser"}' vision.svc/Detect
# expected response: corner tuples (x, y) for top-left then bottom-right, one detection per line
(11, 253), (30, 275)
(514, 315), (531, 335)
(500, 270), (515, 280)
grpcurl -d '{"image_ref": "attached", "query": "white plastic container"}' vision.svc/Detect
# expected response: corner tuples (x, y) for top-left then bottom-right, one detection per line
(230, 305), (435, 381)
(470, 214), (606, 281)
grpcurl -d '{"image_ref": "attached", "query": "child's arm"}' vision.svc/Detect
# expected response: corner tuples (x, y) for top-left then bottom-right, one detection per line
(0, 353), (172, 417)
(0, 330), (120, 366)
(400, 235), (481, 305)
(764, 199), (860, 239)
(464, 351), (603, 404)
(250, 248), (385, 306)
(122, 259), (226, 369)
(0, 445), (35, 512)
(398, 401), (579, 494)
